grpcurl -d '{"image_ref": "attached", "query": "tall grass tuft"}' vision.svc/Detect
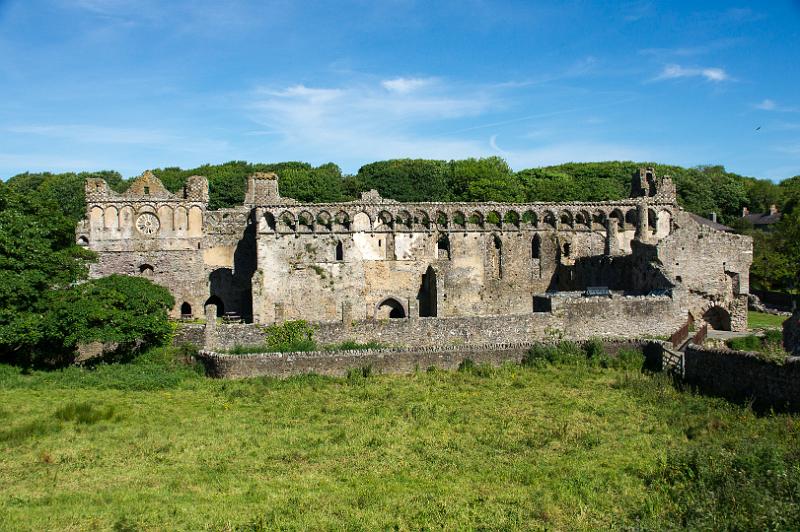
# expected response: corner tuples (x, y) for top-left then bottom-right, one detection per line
(54, 402), (117, 424)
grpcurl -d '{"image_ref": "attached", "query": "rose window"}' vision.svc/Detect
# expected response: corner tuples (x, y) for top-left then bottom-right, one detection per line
(136, 213), (160, 235)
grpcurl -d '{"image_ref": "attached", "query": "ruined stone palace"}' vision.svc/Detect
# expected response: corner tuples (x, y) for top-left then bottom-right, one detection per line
(76, 168), (752, 338)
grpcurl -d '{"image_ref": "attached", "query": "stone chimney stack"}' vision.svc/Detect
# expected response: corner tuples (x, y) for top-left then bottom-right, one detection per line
(770, 204), (779, 216)
(711, 212), (717, 224)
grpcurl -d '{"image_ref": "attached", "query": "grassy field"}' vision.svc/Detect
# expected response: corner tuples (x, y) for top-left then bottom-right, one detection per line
(749, 310), (790, 329)
(1, 346), (800, 530)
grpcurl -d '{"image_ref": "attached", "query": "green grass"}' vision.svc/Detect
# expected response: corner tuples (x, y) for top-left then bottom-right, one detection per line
(749, 310), (789, 330)
(727, 330), (788, 362)
(1, 346), (799, 530)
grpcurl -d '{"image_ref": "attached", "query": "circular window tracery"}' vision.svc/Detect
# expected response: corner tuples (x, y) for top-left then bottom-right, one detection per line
(136, 213), (160, 235)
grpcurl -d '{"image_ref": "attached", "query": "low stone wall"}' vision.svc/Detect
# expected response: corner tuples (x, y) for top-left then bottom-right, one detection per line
(172, 323), (205, 347)
(204, 295), (684, 351)
(197, 339), (648, 379)
(198, 343), (529, 379)
(683, 344), (800, 410)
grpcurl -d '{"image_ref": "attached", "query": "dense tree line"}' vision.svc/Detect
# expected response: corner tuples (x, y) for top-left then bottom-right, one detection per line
(1, 157), (798, 366)
(0, 177), (174, 367)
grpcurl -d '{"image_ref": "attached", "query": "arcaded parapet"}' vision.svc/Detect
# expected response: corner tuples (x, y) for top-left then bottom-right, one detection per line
(785, 311), (800, 356)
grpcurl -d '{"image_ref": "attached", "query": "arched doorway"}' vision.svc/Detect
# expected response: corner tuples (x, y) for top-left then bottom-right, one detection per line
(376, 298), (406, 319)
(180, 302), (192, 317)
(418, 266), (437, 317)
(703, 306), (731, 331)
(204, 295), (225, 317)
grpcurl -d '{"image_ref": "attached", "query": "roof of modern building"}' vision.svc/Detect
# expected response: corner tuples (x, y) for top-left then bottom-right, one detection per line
(688, 212), (735, 233)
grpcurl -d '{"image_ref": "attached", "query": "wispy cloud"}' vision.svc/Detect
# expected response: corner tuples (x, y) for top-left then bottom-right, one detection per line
(655, 64), (730, 82)
(6, 124), (175, 145)
(639, 38), (740, 57)
(381, 77), (436, 94)
(754, 99), (799, 113)
(248, 79), (494, 163)
(488, 135), (654, 169)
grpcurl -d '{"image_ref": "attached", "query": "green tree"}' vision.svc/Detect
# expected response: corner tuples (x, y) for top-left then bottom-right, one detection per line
(40, 275), (175, 363)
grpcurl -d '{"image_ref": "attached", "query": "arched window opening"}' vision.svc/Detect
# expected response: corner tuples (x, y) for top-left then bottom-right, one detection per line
(264, 212), (276, 231)
(180, 302), (192, 317)
(491, 234), (503, 279)
(418, 266), (437, 317)
(648, 209), (658, 235)
(563, 242), (571, 257)
(376, 298), (406, 319)
(204, 295), (225, 317)
(437, 234), (451, 259)
(138, 264), (154, 277)
(532, 234), (541, 259)
(77, 236), (89, 247)
(335, 240), (344, 261)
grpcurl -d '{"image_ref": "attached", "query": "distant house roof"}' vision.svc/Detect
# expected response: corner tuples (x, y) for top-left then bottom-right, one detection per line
(743, 212), (782, 226)
(688, 212), (734, 233)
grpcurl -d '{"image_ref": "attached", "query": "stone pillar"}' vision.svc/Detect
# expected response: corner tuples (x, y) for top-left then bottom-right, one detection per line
(204, 304), (217, 350)
(635, 202), (648, 242)
(605, 219), (618, 256)
(342, 301), (353, 328)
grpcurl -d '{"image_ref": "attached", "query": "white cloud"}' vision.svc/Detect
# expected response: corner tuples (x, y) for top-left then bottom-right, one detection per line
(754, 99), (798, 113)
(247, 78), (494, 164)
(381, 77), (435, 94)
(488, 136), (654, 169)
(756, 99), (776, 111)
(655, 64), (730, 82)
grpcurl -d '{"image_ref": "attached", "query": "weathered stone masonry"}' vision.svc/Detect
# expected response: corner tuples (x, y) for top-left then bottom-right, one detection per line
(77, 167), (752, 343)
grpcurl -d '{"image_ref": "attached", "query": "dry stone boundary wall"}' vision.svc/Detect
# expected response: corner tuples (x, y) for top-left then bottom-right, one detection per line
(197, 340), (648, 379)
(683, 344), (800, 410)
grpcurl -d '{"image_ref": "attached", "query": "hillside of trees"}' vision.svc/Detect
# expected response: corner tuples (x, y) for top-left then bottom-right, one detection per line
(1, 158), (798, 365)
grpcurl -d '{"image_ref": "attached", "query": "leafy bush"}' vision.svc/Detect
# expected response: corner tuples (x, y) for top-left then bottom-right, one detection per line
(263, 320), (317, 352)
(522, 341), (644, 371)
(0, 346), (203, 391)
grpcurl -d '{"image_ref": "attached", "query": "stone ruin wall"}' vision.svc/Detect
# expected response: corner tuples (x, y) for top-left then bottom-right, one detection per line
(77, 167), (752, 336)
(205, 293), (685, 351)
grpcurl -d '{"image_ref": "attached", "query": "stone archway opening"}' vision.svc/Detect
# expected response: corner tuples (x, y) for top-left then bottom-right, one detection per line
(180, 302), (192, 317)
(205, 295), (225, 317)
(376, 298), (406, 319)
(703, 306), (732, 331)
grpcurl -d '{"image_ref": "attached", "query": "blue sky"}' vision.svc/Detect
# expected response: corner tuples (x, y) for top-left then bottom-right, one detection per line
(1, 0), (799, 180)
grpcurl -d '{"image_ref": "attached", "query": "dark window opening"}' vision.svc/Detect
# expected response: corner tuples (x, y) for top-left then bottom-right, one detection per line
(138, 264), (154, 277)
(335, 241), (344, 261)
(533, 296), (552, 313)
(532, 234), (541, 259)
(180, 302), (192, 316)
(144, 186), (150, 195)
(418, 266), (437, 317)
(492, 234), (503, 278)
(563, 242), (571, 256)
(437, 234), (451, 259)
